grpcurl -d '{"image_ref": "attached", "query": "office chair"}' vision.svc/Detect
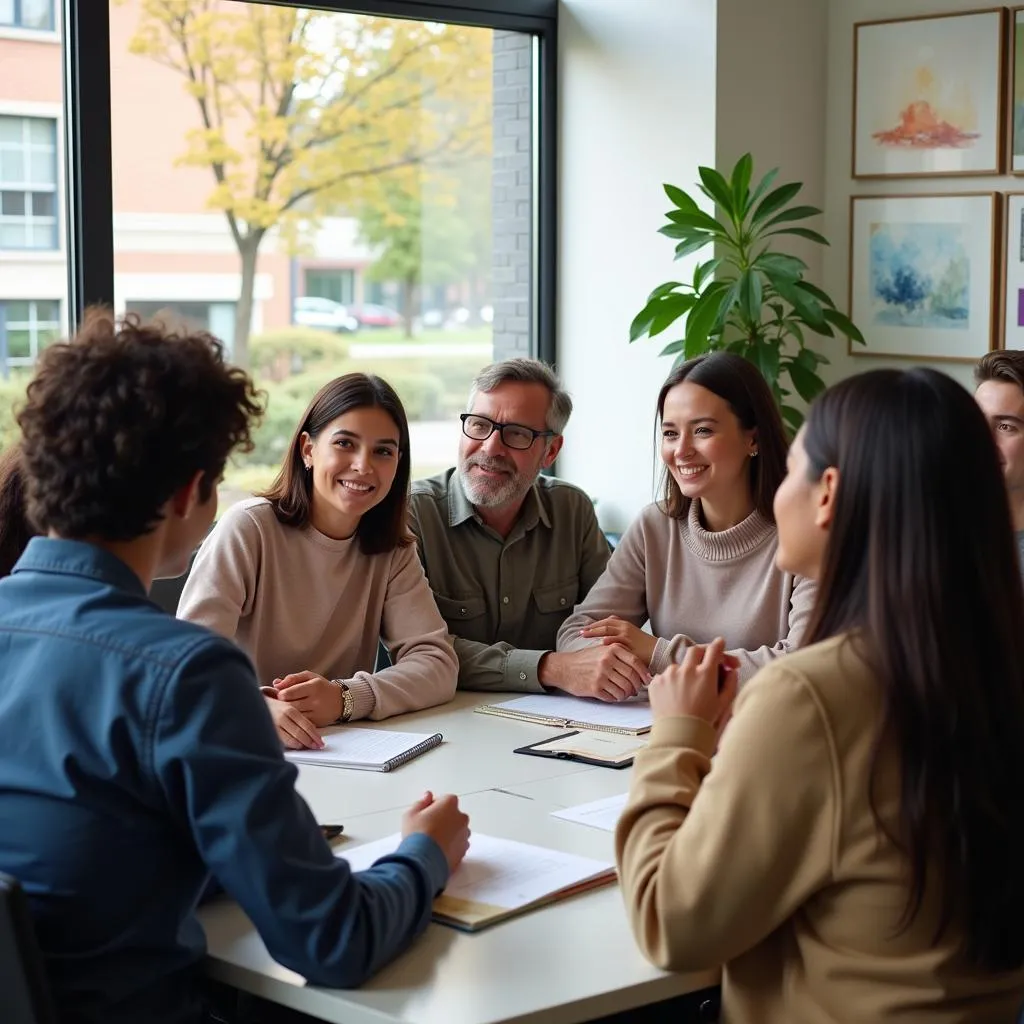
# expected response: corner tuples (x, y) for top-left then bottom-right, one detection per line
(0, 872), (57, 1024)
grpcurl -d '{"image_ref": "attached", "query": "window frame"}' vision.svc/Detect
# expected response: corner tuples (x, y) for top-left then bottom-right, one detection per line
(1, 0), (55, 32)
(0, 114), (59, 251)
(62, 0), (557, 364)
(0, 298), (61, 370)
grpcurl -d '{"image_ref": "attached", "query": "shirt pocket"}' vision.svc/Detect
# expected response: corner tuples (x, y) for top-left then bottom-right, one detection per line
(532, 577), (580, 616)
(433, 592), (488, 623)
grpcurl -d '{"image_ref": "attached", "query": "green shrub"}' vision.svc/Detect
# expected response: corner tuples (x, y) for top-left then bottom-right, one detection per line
(238, 385), (308, 467)
(250, 327), (349, 380)
(0, 373), (32, 452)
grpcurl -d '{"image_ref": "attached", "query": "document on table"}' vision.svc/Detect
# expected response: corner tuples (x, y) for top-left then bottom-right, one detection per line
(551, 792), (629, 833)
(476, 693), (653, 735)
(339, 832), (616, 931)
(283, 727), (441, 771)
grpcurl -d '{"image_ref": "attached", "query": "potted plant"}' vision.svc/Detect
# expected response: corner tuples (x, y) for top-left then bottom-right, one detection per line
(629, 153), (864, 431)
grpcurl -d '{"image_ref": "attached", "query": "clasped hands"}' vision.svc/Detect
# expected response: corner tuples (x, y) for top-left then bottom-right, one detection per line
(261, 671), (342, 750)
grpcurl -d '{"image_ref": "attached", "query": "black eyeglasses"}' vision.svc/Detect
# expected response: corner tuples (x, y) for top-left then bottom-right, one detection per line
(460, 413), (557, 451)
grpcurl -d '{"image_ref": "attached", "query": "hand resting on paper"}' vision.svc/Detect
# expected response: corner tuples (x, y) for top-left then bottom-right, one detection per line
(260, 685), (324, 751)
(538, 644), (650, 703)
(647, 637), (738, 746)
(273, 670), (343, 725)
(402, 791), (471, 873)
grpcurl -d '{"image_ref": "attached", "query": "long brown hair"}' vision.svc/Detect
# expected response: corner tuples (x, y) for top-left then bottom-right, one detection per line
(656, 352), (788, 521)
(260, 373), (412, 555)
(803, 368), (1024, 970)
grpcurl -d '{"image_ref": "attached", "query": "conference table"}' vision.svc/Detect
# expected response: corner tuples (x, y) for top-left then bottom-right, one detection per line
(198, 692), (720, 1024)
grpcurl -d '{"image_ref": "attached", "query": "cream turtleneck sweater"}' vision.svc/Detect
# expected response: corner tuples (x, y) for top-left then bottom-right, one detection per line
(556, 500), (816, 681)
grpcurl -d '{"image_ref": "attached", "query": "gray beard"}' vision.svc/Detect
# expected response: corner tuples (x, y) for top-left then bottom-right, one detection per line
(458, 456), (535, 509)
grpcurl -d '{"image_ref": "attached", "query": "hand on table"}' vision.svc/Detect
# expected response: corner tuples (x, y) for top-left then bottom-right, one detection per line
(539, 645), (650, 702)
(578, 616), (659, 667)
(272, 670), (343, 726)
(261, 687), (324, 750)
(402, 791), (471, 873)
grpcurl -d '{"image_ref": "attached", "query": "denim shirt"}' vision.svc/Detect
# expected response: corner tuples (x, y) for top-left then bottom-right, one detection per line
(0, 538), (448, 1024)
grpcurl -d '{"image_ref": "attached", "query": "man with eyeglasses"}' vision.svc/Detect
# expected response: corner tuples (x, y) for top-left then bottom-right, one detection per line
(408, 359), (651, 701)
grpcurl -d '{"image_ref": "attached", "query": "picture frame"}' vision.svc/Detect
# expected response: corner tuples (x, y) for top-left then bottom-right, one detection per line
(1001, 192), (1024, 347)
(852, 9), (1006, 179)
(848, 193), (1000, 362)
(1011, 8), (1024, 172)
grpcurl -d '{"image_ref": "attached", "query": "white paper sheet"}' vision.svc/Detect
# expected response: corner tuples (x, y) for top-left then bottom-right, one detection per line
(284, 728), (438, 769)
(485, 693), (653, 731)
(339, 832), (614, 910)
(551, 792), (629, 833)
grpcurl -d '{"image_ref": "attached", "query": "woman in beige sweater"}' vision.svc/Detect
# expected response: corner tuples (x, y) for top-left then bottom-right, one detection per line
(617, 368), (1024, 1022)
(178, 373), (457, 749)
(557, 353), (814, 697)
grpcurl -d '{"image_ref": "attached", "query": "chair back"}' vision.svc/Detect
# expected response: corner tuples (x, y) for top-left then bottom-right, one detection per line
(0, 872), (57, 1024)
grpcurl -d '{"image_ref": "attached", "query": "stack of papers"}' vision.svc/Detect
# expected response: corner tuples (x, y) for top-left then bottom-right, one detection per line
(476, 693), (653, 735)
(551, 793), (629, 833)
(284, 728), (442, 772)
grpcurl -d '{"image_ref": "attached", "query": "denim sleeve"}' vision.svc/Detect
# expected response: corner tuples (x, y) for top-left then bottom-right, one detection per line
(150, 638), (449, 988)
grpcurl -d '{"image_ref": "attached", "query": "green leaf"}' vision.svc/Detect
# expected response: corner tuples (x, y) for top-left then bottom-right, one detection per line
(787, 361), (826, 404)
(674, 235), (716, 260)
(685, 285), (730, 354)
(794, 347), (818, 372)
(755, 252), (807, 280)
(648, 293), (697, 337)
(659, 339), (686, 357)
(774, 278), (826, 329)
(664, 183), (697, 210)
(752, 342), (780, 389)
(751, 181), (803, 228)
(785, 320), (805, 346)
(697, 166), (736, 219)
(732, 153), (753, 212)
(767, 302), (785, 322)
(647, 281), (685, 302)
(739, 269), (763, 325)
(663, 209), (728, 235)
(745, 167), (779, 219)
(693, 257), (722, 291)
(714, 278), (744, 331)
(793, 280), (835, 308)
(781, 403), (805, 432)
(761, 205), (823, 230)
(821, 306), (865, 344)
(765, 226), (830, 246)
(629, 301), (659, 342)
(658, 223), (711, 241)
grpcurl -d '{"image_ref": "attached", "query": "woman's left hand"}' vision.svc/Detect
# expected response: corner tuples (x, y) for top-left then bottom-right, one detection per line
(647, 637), (739, 741)
(579, 616), (658, 667)
(273, 671), (343, 726)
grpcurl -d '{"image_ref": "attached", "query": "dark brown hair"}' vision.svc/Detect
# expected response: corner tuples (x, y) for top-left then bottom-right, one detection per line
(803, 368), (1024, 970)
(260, 373), (412, 555)
(17, 308), (263, 541)
(975, 349), (1024, 392)
(656, 352), (788, 522)
(0, 445), (35, 576)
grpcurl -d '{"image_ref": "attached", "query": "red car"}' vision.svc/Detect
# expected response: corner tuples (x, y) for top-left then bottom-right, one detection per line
(349, 304), (404, 328)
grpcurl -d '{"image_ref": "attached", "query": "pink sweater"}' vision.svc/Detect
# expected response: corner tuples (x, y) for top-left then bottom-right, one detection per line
(177, 498), (457, 721)
(557, 500), (815, 682)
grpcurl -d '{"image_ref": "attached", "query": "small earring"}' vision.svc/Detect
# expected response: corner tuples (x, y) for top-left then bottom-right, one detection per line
(304, 462), (312, 471)
(750, 450), (758, 458)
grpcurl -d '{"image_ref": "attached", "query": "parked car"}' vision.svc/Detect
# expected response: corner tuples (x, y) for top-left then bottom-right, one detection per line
(293, 296), (359, 333)
(349, 303), (404, 329)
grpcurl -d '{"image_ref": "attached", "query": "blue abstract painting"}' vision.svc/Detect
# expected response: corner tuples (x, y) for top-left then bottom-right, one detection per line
(869, 222), (969, 329)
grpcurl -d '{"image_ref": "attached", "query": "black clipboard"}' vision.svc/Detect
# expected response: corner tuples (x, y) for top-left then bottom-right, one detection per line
(513, 730), (637, 769)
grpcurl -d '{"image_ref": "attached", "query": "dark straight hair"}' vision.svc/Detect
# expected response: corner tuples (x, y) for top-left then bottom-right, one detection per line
(803, 367), (1024, 970)
(260, 373), (413, 556)
(656, 352), (788, 522)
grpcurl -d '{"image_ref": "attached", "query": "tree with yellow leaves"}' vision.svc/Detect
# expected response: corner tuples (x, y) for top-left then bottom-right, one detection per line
(123, 0), (492, 366)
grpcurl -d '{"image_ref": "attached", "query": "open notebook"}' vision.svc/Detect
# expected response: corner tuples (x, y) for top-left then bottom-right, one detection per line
(284, 728), (442, 772)
(476, 693), (652, 735)
(340, 832), (615, 931)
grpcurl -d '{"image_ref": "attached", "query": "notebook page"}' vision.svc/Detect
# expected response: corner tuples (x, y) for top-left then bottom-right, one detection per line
(340, 832), (613, 910)
(551, 792), (629, 833)
(284, 728), (436, 767)
(538, 732), (646, 761)
(490, 693), (653, 731)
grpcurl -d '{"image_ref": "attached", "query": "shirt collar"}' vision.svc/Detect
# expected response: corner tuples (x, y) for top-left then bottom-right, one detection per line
(13, 537), (149, 598)
(447, 470), (553, 531)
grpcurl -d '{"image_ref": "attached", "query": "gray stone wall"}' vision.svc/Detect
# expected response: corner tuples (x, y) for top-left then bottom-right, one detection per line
(491, 31), (533, 360)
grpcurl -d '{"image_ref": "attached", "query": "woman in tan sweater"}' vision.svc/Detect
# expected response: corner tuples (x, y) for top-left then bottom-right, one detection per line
(178, 373), (457, 749)
(617, 368), (1024, 1022)
(557, 352), (814, 696)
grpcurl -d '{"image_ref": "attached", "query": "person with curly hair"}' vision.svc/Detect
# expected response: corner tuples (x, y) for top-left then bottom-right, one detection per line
(178, 373), (458, 750)
(0, 311), (471, 1024)
(0, 444), (35, 577)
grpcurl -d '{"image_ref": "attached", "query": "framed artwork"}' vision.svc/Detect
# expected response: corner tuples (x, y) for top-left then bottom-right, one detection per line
(848, 193), (1000, 362)
(1012, 8), (1024, 172)
(1001, 193), (1024, 346)
(853, 9), (1006, 179)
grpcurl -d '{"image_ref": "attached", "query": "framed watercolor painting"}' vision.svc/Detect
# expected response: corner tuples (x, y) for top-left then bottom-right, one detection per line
(1012, 8), (1024, 172)
(1001, 194), (1024, 346)
(853, 9), (1006, 179)
(848, 193), (1000, 362)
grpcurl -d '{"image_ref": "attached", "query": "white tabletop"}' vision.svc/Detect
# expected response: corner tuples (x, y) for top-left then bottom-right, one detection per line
(200, 695), (719, 1024)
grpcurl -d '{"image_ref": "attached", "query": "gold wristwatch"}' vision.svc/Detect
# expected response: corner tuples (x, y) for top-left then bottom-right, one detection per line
(332, 680), (353, 723)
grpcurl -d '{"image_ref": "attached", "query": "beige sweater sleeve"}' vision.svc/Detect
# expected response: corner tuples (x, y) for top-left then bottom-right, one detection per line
(342, 543), (458, 721)
(615, 664), (836, 972)
(176, 506), (258, 641)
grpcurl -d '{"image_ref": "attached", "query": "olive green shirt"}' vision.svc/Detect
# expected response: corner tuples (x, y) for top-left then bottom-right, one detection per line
(408, 469), (612, 692)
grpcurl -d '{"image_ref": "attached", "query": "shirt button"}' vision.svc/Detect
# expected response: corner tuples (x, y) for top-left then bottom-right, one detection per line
(460, 607), (467, 614)
(502, 596), (510, 604)
(559, 597), (566, 605)
(519, 672), (527, 680)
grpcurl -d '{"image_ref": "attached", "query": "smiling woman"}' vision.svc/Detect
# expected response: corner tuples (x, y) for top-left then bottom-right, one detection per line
(176, 373), (458, 749)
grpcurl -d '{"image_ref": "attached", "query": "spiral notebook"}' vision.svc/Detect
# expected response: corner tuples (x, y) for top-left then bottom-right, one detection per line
(475, 694), (652, 736)
(284, 727), (442, 772)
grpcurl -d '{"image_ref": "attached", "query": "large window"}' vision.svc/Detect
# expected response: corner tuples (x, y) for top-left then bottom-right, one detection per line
(0, 0), (54, 31)
(0, 299), (60, 367)
(0, 116), (57, 250)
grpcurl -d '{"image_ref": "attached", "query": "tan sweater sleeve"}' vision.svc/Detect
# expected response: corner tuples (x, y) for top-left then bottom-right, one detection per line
(176, 506), (259, 641)
(555, 515), (650, 652)
(343, 543), (458, 721)
(615, 664), (836, 972)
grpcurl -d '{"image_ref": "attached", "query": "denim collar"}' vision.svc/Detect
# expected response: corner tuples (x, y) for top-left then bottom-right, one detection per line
(13, 537), (148, 598)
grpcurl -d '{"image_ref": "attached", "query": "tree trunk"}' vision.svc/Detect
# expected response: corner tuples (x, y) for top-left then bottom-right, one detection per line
(233, 231), (264, 369)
